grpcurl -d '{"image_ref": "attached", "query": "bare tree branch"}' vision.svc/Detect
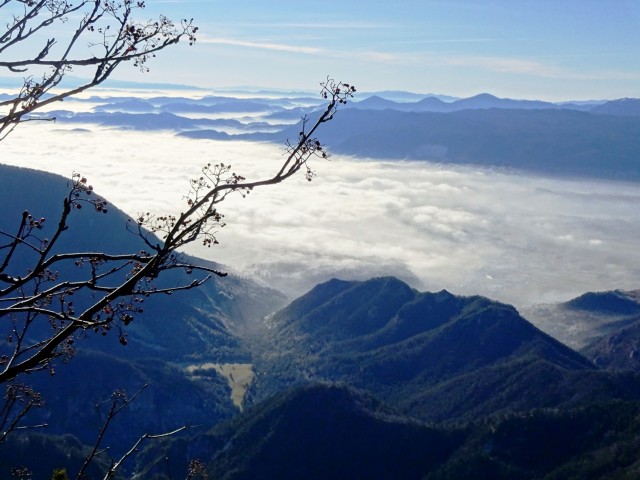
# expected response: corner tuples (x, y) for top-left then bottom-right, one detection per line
(103, 425), (191, 480)
(0, 79), (355, 389)
(0, 0), (198, 140)
(0, 383), (45, 445)
(76, 385), (149, 479)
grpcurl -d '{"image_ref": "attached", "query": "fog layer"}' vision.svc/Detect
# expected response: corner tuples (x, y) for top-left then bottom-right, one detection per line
(3, 124), (639, 308)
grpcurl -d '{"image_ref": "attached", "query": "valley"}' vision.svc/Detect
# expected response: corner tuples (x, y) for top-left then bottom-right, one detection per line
(186, 363), (255, 410)
(2, 0), (640, 475)
(1, 88), (640, 478)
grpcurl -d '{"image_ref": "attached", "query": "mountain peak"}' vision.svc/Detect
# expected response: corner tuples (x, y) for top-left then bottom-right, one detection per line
(469, 92), (500, 100)
(565, 290), (640, 316)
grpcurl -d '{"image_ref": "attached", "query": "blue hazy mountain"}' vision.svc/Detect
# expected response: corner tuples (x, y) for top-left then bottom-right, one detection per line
(566, 290), (640, 316)
(346, 92), (594, 113)
(93, 98), (157, 112)
(45, 90), (640, 182)
(364, 90), (457, 102)
(270, 107), (640, 180)
(49, 109), (287, 133)
(558, 289), (640, 370)
(174, 93), (640, 181)
(524, 288), (640, 358)
(590, 98), (640, 117)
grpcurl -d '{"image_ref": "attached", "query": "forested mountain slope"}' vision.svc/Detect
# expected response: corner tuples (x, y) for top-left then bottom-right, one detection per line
(249, 277), (640, 422)
(133, 383), (640, 480)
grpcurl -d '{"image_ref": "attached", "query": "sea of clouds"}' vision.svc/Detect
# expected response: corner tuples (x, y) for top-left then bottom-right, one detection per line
(3, 121), (640, 309)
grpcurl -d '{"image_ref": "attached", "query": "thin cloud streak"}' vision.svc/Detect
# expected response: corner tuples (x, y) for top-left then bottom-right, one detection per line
(198, 35), (324, 55)
(220, 21), (388, 30)
(392, 38), (503, 45)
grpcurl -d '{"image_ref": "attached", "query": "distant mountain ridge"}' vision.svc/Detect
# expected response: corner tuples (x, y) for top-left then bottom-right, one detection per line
(178, 95), (640, 181)
(31, 89), (640, 182)
(272, 107), (640, 180)
(565, 289), (640, 315)
(557, 288), (640, 370)
(522, 288), (640, 353)
(348, 92), (640, 115)
(590, 98), (640, 117)
(348, 92), (593, 113)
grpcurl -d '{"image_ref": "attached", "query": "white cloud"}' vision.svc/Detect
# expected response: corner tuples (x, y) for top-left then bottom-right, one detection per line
(3, 123), (640, 308)
(198, 35), (324, 55)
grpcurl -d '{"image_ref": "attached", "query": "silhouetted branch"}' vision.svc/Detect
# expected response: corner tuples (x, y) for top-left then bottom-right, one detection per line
(104, 425), (191, 480)
(0, 79), (354, 388)
(0, 0), (198, 141)
(0, 383), (44, 445)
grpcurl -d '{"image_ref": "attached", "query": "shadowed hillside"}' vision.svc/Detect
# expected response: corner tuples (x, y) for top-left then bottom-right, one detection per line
(131, 383), (640, 480)
(0, 164), (287, 362)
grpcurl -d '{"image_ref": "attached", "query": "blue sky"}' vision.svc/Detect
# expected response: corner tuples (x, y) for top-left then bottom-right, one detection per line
(120, 0), (640, 100)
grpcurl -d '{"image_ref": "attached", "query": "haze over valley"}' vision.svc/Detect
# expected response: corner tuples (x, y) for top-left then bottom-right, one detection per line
(2, 89), (639, 309)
